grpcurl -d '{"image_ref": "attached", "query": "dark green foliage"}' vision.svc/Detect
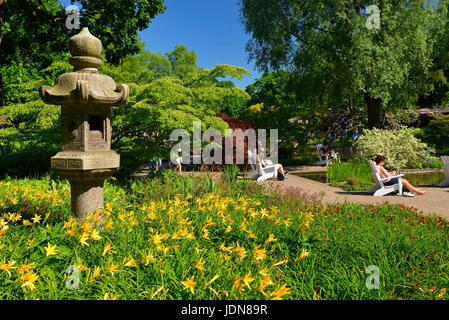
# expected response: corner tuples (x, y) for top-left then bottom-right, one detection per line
(419, 114), (449, 154)
(166, 45), (198, 79)
(244, 70), (311, 153)
(0, 0), (166, 68)
(0, 0), (68, 67)
(78, 0), (166, 65)
(0, 101), (60, 177)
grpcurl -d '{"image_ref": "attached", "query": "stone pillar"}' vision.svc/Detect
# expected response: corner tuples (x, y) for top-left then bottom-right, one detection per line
(71, 179), (104, 217)
(39, 28), (129, 220)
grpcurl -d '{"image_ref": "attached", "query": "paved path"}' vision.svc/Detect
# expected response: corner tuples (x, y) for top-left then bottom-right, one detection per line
(260, 173), (449, 220)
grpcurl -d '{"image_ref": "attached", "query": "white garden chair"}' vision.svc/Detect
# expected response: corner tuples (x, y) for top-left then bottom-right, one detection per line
(252, 154), (278, 181)
(316, 144), (331, 166)
(367, 160), (404, 196)
(439, 156), (449, 187)
(247, 150), (259, 179)
(330, 150), (340, 163)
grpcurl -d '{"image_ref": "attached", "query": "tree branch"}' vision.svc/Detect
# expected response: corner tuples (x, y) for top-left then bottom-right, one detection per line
(282, 25), (347, 56)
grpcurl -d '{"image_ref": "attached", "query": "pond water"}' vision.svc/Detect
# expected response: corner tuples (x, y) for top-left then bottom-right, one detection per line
(292, 170), (445, 187)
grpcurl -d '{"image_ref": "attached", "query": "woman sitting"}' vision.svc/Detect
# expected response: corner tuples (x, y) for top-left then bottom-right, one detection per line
(375, 155), (425, 195)
(257, 150), (287, 179)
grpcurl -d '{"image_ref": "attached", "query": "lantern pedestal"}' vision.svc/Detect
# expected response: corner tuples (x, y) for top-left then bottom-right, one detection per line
(71, 179), (104, 219)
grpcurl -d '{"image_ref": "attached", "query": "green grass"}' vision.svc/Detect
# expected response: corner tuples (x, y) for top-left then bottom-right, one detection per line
(327, 161), (374, 191)
(0, 173), (448, 300)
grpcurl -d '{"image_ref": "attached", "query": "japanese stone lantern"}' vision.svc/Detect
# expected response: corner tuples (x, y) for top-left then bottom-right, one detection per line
(39, 28), (129, 220)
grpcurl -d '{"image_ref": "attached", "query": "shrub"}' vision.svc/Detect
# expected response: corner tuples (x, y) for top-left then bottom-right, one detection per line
(419, 115), (449, 154)
(347, 177), (359, 185)
(355, 127), (432, 170)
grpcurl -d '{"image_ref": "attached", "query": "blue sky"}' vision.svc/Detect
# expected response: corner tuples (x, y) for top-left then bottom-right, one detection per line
(66, 0), (261, 89)
(141, 0), (261, 89)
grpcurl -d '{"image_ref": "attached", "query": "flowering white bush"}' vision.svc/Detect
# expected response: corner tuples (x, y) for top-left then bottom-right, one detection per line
(354, 126), (432, 170)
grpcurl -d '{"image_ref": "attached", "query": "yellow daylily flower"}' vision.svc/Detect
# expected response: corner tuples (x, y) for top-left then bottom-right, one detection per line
(253, 245), (267, 261)
(106, 264), (119, 275)
(102, 243), (115, 256)
(19, 271), (39, 291)
(297, 249), (310, 262)
(270, 284), (290, 300)
(79, 232), (90, 246)
(242, 272), (255, 289)
(103, 292), (118, 300)
(31, 214), (42, 224)
(182, 276), (196, 295)
(235, 242), (246, 260)
(0, 260), (16, 277)
(17, 262), (35, 275)
(0, 225), (9, 237)
(194, 258), (206, 272)
(44, 243), (58, 257)
(90, 229), (102, 241)
(265, 233), (277, 245)
(258, 274), (274, 296)
(259, 267), (269, 277)
(123, 258), (138, 268)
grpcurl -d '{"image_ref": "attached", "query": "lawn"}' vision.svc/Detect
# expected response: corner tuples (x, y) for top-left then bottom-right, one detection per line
(0, 173), (448, 300)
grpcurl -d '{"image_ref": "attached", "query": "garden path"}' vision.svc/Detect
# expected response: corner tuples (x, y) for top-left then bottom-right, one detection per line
(260, 173), (449, 220)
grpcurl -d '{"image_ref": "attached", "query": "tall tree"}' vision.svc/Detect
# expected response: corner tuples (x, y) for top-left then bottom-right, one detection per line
(0, 0), (6, 46)
(0, 0), (68, 67)
(239, 0), (448, 128)
(166, 44), (198, 79)
(0, 0), (166, 67)
(77, 0), (166, 65)
(245, 70), (311, 151)
(147, 52), (172, 78)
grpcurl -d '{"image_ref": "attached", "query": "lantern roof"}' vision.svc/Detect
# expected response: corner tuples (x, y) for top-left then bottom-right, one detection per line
(39, 28), (129, 106)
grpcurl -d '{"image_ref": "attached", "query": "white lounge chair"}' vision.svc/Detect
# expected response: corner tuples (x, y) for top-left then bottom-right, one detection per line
(367, 160), (404, 196)
(330, 150), (340, 163)
(316, 144), (331, 166)
(254, 154), (278, 181)
(247, 150), (259, 179)
(439, 156), (449, 187)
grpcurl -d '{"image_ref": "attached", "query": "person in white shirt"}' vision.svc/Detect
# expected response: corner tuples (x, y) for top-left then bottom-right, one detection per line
(375, 155), (425, 195)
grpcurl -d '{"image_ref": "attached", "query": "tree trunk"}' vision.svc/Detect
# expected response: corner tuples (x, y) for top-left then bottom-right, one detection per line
(364, 92), (382, 129)
(0, 0), (6, 47)
(0, 1), (6, 107)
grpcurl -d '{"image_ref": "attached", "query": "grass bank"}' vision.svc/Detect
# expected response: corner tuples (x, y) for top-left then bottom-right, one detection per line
(327, 161), (373, 191)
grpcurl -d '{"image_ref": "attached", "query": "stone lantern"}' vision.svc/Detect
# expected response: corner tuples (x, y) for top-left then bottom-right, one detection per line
(39, 28), (129, 220)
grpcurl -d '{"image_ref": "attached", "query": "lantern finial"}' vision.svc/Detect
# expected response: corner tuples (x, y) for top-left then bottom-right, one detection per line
(69, 27), (103, 70)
